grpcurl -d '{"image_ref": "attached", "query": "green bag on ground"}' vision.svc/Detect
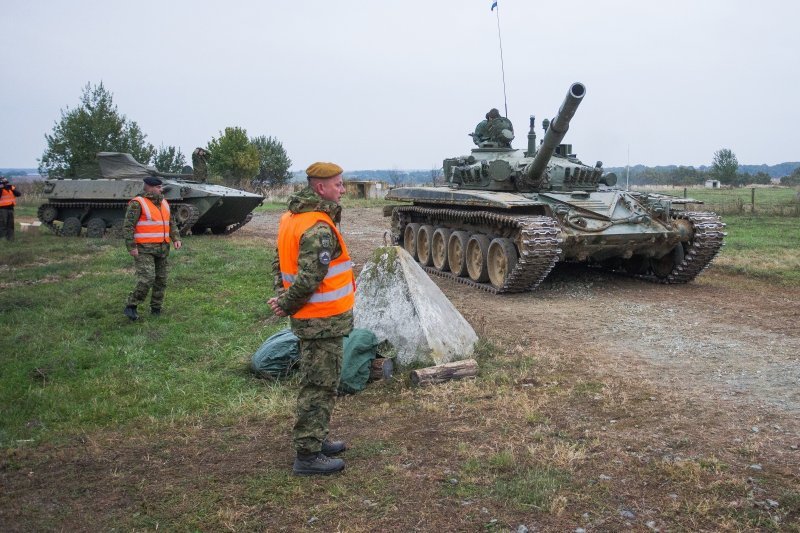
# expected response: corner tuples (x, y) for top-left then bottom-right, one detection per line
(251, 328), (382, 394)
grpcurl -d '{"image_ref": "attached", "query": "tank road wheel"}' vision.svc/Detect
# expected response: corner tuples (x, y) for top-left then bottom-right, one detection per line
(38, 204), (58, 223)
(465, 234), (492, 283)
(60, 217), (82, 237)
(487, 238), (518, 289)
(110, 219), (125, 238)
(416, 225), (435, 266)
(650, 244), (686, 279)
(86, 217), (106, 238)
(403, 223), (420, 260)
(431, 227), (452, 271)
(447, 231), (470, 277)
(174, 204), (194, 226)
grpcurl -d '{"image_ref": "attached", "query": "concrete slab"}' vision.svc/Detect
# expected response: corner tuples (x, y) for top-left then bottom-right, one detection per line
(354, 246), (478, 366)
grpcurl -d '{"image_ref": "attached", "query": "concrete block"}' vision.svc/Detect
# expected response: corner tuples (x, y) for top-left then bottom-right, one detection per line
(354, 246), (478, 366)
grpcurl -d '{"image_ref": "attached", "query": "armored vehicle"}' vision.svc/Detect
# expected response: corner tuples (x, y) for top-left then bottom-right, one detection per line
(37, 152), (264, 237)
(386, 82), (725, 293)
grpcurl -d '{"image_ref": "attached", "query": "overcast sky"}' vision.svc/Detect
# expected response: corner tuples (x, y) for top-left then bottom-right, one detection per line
(2, 0), (798, 172)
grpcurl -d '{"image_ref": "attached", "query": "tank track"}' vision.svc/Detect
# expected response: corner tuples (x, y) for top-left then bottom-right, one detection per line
(173, 203), (201, 236)
(37, 201), (203, 237)
(37, 201), (128, 236)
(637, 211), (726, 284)
(223, 212), (254, 235)
(393, 206), (562, 294)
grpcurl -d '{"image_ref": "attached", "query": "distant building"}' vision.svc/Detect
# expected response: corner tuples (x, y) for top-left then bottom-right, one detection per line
(344, 180), (387, 199)
(705, 179), (721, 189)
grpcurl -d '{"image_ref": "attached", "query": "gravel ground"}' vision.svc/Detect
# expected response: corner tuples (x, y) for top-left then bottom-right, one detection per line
(243, 207), (800, 415)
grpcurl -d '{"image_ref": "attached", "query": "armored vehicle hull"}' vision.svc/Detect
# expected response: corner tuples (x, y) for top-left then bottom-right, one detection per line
(386, 83), (725, 293)
(37, 153), (263, 237)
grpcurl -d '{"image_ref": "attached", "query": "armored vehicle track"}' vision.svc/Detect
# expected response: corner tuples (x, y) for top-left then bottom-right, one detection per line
(392, 206), (562, 294)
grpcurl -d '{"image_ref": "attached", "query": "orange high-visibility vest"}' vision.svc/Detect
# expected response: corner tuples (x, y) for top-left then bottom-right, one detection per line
(0, 188), (16, 207)
(278, 211), (355, 319)
(131, 196), (171, 244)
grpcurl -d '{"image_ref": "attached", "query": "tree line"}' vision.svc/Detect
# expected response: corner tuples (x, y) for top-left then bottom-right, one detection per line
(38, 83), (293, 188)
(608, 148), (800, 188)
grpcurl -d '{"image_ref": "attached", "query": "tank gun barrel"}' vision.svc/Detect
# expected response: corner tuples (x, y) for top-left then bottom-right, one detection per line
(523, 82), (585, 184)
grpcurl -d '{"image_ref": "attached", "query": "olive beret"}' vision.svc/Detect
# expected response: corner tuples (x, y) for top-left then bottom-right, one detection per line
(306, 162), (343, 179)
(143, 177), (163, 186)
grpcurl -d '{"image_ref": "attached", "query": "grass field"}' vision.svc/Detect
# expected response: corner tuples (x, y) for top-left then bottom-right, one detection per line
(643, 186), (800, 216)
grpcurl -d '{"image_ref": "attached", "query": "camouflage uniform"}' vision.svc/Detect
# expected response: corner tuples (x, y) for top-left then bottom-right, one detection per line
(472, 116), (514, 147)
(123, 192), (181, 310)
(192, 148), (208, 182)
(272, 186), (353, 456)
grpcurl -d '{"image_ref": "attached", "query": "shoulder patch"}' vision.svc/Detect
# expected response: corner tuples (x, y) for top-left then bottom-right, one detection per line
(320, 234), (332, 248)
(318, 250), (332, 265)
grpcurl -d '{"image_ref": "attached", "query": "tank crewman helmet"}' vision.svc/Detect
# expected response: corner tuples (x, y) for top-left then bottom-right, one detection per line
(486, 108), (501, 120)
(306, 162), (343, 179)
(143, 177), (163, 186)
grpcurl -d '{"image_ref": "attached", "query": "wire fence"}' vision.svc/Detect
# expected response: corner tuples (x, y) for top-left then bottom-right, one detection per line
(632, 185), (800, 216)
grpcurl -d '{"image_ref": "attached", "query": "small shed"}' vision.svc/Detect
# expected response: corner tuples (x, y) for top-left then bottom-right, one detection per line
(705, 179), (721, 189)
(345, 180), (387, 199)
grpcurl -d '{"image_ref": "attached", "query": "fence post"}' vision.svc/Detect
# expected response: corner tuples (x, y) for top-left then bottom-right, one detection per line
(751, 187), (755, 214)
(683, 187), (687, 198)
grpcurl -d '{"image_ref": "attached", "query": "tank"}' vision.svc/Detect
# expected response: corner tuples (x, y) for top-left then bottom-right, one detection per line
(37, 152), (264, 237)
(386, 82), (726, 293)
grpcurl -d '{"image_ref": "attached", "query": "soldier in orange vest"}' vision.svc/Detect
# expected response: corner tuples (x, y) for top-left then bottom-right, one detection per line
(0, 176), (22, 241)
(268, 162), (354, 476)
(122, 177), (182, 320)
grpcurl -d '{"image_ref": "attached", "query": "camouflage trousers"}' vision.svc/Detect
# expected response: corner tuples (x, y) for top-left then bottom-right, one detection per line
(0, 209), (14, 241)
(126, 249), (169, 309)
(292, 336), (343, 455)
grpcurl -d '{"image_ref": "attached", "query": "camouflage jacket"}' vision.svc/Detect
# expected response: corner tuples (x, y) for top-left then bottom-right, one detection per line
(272, 187), (354, 339)
(123, 192), (181, 253)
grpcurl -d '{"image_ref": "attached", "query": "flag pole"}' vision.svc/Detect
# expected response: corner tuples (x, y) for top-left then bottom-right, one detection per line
(493, 2), (509, 117)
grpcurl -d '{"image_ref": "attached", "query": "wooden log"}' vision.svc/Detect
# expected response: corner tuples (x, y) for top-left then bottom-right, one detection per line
(369, 358), (394, 381)
(410, 359), (478, 387)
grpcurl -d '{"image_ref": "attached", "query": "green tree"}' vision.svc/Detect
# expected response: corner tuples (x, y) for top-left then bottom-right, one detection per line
(206, 127), (259, 184)
(152, 145), (187, 173)
(710, 148), (739, 185)
(781, 167), (800, 186)
(251, 135), (293, 187)
(39, 82), (155, 178)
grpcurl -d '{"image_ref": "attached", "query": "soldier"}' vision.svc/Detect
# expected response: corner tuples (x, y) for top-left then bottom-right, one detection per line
(268, 162), (355, 476)
(122, 177), (182, 321)
(192, 148), (209, 182)
(0, 177), (22, 241)
(471, 108), (514, 147)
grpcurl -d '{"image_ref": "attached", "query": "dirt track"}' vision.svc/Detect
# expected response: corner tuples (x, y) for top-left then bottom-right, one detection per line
(244, 207), (800, 418)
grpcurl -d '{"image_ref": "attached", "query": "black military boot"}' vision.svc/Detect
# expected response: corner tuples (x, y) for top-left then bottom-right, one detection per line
(292, 453), (345, 476)
(150, 307), (161, 316)
(123, 305), (139, 321)
(321, 439), (347, 456)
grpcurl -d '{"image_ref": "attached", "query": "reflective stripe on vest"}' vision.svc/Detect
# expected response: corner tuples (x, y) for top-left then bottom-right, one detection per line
(131, 196), (171, 244)
(277, 210), (355, 319)
(0, 188), (16, 207)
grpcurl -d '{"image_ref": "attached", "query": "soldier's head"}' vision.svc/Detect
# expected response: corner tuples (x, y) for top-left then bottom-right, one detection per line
(143, 177), (163, 193)
(306, 162), (345, 203)
(486, 108), (501, 120)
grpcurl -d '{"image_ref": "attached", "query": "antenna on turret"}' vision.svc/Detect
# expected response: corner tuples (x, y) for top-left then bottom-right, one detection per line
(626, 145), (630, 191)
(492, 0), (509, 117)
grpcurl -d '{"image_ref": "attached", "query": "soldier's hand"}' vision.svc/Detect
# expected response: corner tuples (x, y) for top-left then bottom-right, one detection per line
(174, 240), (182, 250)
(129, 248), (139, 257)
(268, 297), (287, 317)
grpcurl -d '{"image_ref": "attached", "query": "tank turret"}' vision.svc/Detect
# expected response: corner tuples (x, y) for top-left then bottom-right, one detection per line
(385, 82), (725, 294)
